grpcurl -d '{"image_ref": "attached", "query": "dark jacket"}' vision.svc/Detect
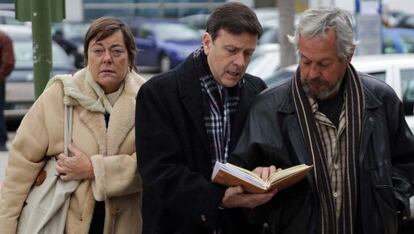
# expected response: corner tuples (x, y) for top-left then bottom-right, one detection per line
(135, 53), (267, 234)
(230, 73), (414, 234)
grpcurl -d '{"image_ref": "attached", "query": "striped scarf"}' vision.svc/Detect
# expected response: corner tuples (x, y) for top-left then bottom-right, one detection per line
(292, 65), (364, 234)
(192, 47), (241, 164)
(200, 75), (240, 163)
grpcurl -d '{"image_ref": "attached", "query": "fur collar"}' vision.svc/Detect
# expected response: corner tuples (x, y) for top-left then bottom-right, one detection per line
(71, 68), (145, 155)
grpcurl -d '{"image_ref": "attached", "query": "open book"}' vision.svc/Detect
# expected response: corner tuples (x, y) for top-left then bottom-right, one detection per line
(211, 162), (313, 193)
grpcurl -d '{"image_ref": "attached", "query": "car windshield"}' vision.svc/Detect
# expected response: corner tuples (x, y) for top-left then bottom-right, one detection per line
(14, 40), (73, 68)
(152, 23), (200, 41)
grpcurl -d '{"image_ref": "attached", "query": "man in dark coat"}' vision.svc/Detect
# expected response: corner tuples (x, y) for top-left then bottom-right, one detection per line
(135, 2), (276, 234)
(230, 7), (414, 234)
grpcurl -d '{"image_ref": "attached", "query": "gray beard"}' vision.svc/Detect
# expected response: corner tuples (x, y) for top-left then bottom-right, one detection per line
(303, 77), (344, 100)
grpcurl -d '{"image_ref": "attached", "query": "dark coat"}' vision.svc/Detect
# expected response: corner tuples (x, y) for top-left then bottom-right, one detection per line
(135, 53), (267, 234)
(230, 73), (414, 234)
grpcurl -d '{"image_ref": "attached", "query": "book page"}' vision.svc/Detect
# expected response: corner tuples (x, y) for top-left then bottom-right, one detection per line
(267, 164), (312, 184)
(214, 162), (266, 189)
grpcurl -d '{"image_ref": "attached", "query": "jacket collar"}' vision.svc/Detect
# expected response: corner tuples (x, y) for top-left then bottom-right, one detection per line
(176, 52), (210, 153)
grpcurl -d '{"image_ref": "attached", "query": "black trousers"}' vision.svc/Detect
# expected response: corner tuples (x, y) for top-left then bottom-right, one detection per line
(89, 201), (105, 234)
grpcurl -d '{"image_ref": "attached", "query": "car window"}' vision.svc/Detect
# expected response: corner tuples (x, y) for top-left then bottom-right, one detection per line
(401, 69), (414, 116)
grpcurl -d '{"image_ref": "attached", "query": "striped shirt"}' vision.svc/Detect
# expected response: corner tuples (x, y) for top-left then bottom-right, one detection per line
(308, 95), (347, 220)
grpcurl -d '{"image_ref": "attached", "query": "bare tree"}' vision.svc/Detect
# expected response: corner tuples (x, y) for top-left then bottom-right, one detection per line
(278, 0), (296, 68)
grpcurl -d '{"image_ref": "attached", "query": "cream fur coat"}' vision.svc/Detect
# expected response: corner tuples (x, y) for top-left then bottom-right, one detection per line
(0, 68), (145, 234)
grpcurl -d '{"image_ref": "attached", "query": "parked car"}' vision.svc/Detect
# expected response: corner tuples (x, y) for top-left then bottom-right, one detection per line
(52, 22), (90, 68)
(127, 19), (201, 73)
(5, 26), (76, 123)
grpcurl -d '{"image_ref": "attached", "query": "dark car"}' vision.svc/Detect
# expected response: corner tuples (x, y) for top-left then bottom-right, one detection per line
(129, 19), (201, 73)
(3, 25), (76, 125)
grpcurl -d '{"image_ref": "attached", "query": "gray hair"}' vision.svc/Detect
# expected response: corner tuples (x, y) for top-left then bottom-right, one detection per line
(288, 7), (357, 62)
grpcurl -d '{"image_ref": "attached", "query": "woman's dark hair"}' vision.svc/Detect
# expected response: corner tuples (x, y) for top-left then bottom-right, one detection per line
(206, 2), (263, 41)
(84, 17), (137, 71)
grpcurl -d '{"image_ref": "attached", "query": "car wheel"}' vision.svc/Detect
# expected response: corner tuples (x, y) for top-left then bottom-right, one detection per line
(160, 55), (172, 73)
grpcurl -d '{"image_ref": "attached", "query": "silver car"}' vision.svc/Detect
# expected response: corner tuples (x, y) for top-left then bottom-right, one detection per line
(3, 25), (76, 123)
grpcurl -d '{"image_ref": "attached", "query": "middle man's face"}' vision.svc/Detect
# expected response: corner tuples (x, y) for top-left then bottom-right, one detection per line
(202, 29), (258, 88)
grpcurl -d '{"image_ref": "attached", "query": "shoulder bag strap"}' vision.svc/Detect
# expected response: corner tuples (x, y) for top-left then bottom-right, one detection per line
(63, 104), (73, 157)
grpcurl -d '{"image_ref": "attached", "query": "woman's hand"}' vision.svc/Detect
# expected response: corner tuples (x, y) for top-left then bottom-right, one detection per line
(56, 144), (94, 181)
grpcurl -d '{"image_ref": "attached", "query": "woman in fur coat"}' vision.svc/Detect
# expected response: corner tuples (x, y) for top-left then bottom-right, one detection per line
(0, 17), (145, 234)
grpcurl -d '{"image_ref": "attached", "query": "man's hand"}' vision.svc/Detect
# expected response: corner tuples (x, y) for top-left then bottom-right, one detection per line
(56, 144), (94, 181)
(221, 186), (278, 209)
(252, 165), (279, 180)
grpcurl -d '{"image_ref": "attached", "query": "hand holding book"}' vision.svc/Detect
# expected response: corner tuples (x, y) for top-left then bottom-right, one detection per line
(211, 162), (313, 193)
